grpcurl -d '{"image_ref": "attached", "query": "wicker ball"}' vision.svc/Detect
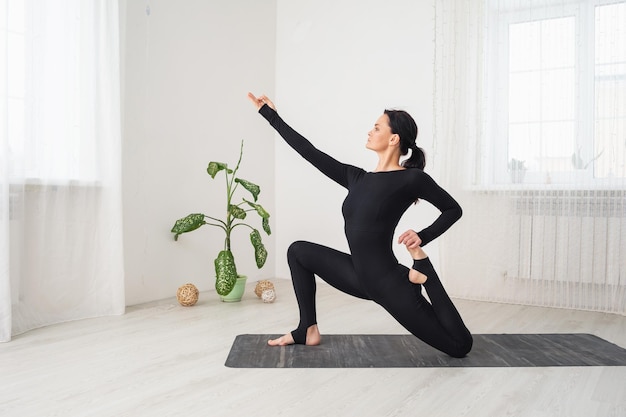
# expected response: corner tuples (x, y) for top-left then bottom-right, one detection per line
(177, 283), (199, 306)
(261, 288), (276, 303)
(254, 280), (275, 298)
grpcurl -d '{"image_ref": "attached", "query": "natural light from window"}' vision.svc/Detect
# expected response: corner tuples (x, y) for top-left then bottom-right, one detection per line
(594, 2), (626, 179)
(508, 16), (576, 177)
(499, 1), (625, 186)
(6, 0), (98, 183)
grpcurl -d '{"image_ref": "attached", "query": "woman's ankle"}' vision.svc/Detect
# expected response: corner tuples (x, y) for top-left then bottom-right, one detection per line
(408, 245), (428, 261)
(305, 324), (321, 346)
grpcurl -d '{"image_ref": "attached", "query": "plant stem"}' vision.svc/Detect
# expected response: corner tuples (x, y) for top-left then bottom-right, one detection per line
(223, 141), (245, 252)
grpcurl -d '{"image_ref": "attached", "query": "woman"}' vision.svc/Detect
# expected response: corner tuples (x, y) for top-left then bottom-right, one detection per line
(248, 93), (472, 358)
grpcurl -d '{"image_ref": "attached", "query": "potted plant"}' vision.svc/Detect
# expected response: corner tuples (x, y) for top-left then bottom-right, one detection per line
(171, 140), (271, 301)
(508, 158), (527, 183)
(571, 146), (604, 170)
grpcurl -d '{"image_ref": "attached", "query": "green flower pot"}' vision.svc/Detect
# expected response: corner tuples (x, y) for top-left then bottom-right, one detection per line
(220, 275), (247, 302)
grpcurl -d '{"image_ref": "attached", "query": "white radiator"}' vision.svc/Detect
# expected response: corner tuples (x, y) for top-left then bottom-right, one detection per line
(507, 190), (624, 285)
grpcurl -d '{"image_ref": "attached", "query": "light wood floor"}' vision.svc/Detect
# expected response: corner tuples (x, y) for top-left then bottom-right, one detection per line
(1, 279), (625, 417)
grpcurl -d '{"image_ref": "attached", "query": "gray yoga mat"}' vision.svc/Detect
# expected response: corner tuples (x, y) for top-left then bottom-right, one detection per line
(224, 333), (626, 368)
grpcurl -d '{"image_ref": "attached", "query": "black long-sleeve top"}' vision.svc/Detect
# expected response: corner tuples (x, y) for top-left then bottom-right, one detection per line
(260, 104), (462, 279)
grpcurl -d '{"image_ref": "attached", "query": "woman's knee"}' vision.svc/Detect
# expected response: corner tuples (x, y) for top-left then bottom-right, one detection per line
(287, 240), (308, 258)
(448, 334), (473, 358)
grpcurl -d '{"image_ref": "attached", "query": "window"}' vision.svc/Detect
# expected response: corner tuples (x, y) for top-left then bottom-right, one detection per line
(594, 2), (626, 179)
(485, 0), (626, 187)
(4, 0), (99, 183)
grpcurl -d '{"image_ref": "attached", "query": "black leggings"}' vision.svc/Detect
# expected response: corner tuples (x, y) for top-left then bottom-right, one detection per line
(287, 241), (473, 358)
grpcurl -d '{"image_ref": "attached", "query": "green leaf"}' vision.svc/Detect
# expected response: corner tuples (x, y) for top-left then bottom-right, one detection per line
(243, 199), (270, 235)
(229, 204), (247, 220)
(244, 199), (270, 219)
(235, 178), (260, 202)
(262, 217), (271, 235)
(250, 229), (267, 268)
(207, 162), (233, 179)
(171, 213), (206, 240)
(214, 250), (238, 296)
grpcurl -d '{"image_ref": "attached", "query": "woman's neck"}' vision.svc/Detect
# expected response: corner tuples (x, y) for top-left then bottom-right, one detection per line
(374, 155), (404, 172)
(374, 164), (404, 172)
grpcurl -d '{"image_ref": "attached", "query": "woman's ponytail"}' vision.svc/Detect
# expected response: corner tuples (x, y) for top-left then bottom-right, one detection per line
(384, 109), (425, 170)
(402, 144), (426, 170)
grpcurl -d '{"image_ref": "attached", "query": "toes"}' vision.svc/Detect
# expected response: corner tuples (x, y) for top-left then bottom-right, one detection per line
(267, 337), (283, 346)
(268, 334), (294, 346)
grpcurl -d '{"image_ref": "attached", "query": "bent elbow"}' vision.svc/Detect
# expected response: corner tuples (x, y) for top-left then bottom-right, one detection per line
(454, 204), (463, 221)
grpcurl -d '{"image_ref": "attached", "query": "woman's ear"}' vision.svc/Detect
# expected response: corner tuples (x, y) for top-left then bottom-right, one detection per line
(389, 134), (400, 146)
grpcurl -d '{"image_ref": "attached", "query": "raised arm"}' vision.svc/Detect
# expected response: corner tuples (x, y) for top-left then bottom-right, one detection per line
(248, 92), (357, 188)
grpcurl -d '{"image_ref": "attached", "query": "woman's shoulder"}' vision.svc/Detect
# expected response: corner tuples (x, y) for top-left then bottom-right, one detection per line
(388, 167), (431, 179)
(401, 168), (439, 188)
(347, 164), (367, 177)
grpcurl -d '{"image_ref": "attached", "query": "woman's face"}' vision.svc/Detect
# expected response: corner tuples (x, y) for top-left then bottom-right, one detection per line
(366, 114), (394, 152)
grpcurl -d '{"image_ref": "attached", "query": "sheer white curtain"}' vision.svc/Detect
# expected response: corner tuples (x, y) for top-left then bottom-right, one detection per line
(0, 0), (125, 342)
(434, 0), (625, 314)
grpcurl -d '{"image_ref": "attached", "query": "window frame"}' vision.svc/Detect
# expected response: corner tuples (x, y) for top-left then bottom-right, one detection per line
(482, 0), (625, 190)
(6, 0), (101, 184)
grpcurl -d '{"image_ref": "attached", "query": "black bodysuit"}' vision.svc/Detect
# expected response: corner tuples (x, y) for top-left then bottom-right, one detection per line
(260, 104), (473, 358)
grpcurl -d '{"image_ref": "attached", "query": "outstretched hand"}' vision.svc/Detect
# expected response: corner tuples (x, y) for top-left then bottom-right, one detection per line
(247, 92), (276, 111)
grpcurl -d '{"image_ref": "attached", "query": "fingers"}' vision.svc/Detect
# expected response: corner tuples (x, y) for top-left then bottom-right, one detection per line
(401, 231), (427, 260)
(247, 92), (263, 110)
(247, 92), (276, 111)
(397, 230), (411, 244)
(258, 95), (276, 110)
(406, 239), (422, 249)
(247, 91), (257, 103)
(398, 229), (421, 248)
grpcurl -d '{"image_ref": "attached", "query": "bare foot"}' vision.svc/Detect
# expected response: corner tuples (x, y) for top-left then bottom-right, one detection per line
(408, 268), (428, 284)
(407, 245), (428, 284)
(267, 333), (295, 346)
(268, 324), (321, 346)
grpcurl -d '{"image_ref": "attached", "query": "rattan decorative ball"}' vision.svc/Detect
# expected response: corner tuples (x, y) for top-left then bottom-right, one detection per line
(254, 280), (275, 298)
(177, 283), (199, 306)
(261, 288), (276, 303)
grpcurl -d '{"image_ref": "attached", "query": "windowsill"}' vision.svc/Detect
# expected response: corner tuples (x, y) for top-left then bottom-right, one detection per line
(9, 179), (103, 189)
(470, 169), (625, 194)
(469, 183), (625, 193)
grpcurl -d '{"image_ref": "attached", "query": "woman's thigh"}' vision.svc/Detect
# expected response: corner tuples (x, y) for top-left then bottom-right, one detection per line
(372, 269), (466, 355)
(289, 241), (371, 300)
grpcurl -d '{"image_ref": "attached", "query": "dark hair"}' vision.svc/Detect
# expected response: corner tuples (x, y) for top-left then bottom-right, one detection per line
(384, 109), (425, 170)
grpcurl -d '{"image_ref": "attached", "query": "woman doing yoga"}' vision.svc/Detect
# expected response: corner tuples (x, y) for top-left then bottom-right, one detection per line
(248, 93), (473, 358)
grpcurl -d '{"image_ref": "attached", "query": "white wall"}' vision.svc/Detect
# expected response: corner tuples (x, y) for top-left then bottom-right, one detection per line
(272, 0), (440, 280)
(121, 0), (440, 305)
(121, 0), (277, 305)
